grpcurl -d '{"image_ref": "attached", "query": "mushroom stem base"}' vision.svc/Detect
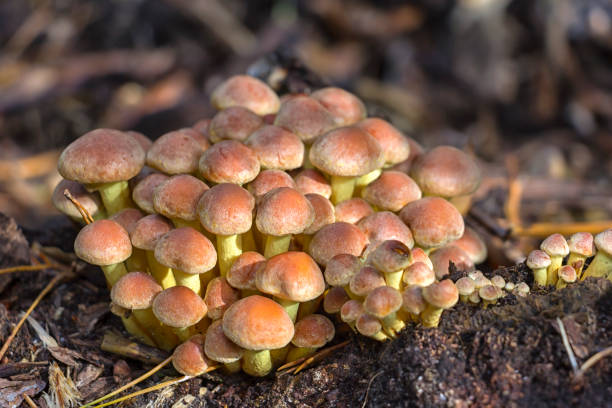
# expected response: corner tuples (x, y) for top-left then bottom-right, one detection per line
(173, 326), (193, 342)
(101, 262), (128, 287)
(242, 349), (273, 377)
(217, 234), (242, 277)
(420, 304), (443, 328)
(330, 175), (356, 205)
(97, 180), (133, 215)
(532, 267), (547, 287)
(119, 315), (156, 347)
(264, 234), (291, 259)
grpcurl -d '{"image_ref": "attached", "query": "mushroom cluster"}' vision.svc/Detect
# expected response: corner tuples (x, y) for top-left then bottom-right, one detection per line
(55, 74), (491, 377)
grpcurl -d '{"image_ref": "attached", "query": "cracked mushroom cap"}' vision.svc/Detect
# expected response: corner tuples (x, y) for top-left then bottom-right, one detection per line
(540, 233), (570, 258)
(410, 146), (482, 198)
(324, 253), (362, 287)
(567, 232), (594, 257)
(58, 128), (145, 184)
(335, 198), (374, 224)
(227, 251), (265, 291)
(340, 299), (364, 324)
(222, 295), (294, 351)
(132, 173), (169, 214)
(256, 252), (325, 302)
(109, 208), (144, 235)
(294, 168), (332, 199)
(422, 280), (459, 309)
(430, 245), (475, 279)
(310, 126), (384, 177)
(204, 320), (244, 364)
(246, 125), (305, 170)
(111, 272), (162, 310)
(361, 171), (422, 212)
(309, 222), (368, 266)
(208, 106), (263, 143)
(368, 240), (412, 274)
(198, 183), (255, 236)
(303, 194), (335, 235)
(204, 277), (240, 320)
(146, 128), (205, 175)
(403, 262), (436, 287)
(364, 286), (403, 319)
(356, 118), (411, 165)
(172, 334), (212, 376)
(154, 227), (217, 274)
(594, 229), (612, 255)
(401, 286), (426, 315)
(255, 187), (314, 236)
(323, 287), (350, 314)
(153, 175), (209, 221)
(199, 140), (260, 185)
(452, 227), (488, 264)
(52, 179), (104, 221)
(130, 214), (173, 251)
(153, 286), (207, 328)
(274, 96), (337, 143)
(358, 211), (414, 250)
(248, 170), (296, 199)
(399, 197), (464, 249)
(211, 75), (280, 116)
(526, 250), (551, 269)
(74, 219), (132, 266)
(349, 266), (386, 297)
(311, 87), (366, 126)
(292, 314), (335, 348)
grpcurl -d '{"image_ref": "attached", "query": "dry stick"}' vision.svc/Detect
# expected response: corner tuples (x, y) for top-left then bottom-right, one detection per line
(575, 346), (612, 379)
(0, 271), (70, 361)
(23, 394), (38, 408)
(556, 317), (579, 374)
(81, 355), (173, 408)
(64, 188), (94, 224)
(514, 221), (612, 238)
(277, 340), (351, 374)
(0, 263), (53, 275)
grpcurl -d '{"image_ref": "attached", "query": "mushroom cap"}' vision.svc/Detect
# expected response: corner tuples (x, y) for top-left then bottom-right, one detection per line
(198, 140), (260, 185)
(311, 87), (366, 126)
(368, 240), (412, 274)
(422, 279), (459, 309)
(132, 173), (169, 214)
(491, 275), (505, 289)
(526, 249), (551, 269)
(334, 198), (374, 224)
(255, 187), (314, 236)
(208, 106), (263, 143)
(198, 183), (255, 235)
(356, 313), (382, 337)
(429, 245), (475, 279)
(274, 96), (337, 143)
(204, 320), (244, 363)
(154, 227), (217, 274)
(515, 282), (530, 295)
(204, 277), (240, 320)
(74, 220), (132, 266)
(324, 253), (362, 287)
(478, 284), (502, 302)
(410, 247), (434, 270)
(246, 125), (305, 170)
(310, 126), (384, 177)
(399, 197), (464, 249)
(364, 286), (402, 318)
(340, 299), (364, 323)
(410, 146), (482, 197)
(109, 208), (144, 235)
(361, 171), (422, 212)
(401, 286), (426, 315)
(357, 211), (414, 249)
(452, 227), (488, 264)
(303, 194), (335, 235)
(293, 168), (332, 199)
(567, 232), (594, 257)
(403, 262), (436, 287)
(211, 75), (280, 116)
(558, 265), (577, 283)
(594, 229), (612, 255)
(111, 272), (162, 310)
(191, 119), (212, 145)
(309, 222), (368, 266)
(126, 130), (153, 152)
(153, 286), (207, 328)
(130, 214), (173, 251)
(52, 179), (104, 221)
(256, 252), (325, 302)
(323, 286), (350, 314)
(222, 295), (294, 351)
(540, 233), (570, 257)
(58, 128), (145, 184)
(349, 266), (386, 297)
(248, 170), (296, 199)
(146, 128), (205, 175)
(292, 314), (335, 348)
(454, 276), (476, 296)
(471, 272), (491, 289)
(389, 136), (425, 174)
(356, 118), (411, 165)
(227, 251), (265, 291)
(172, 334), (212, 376)
(153, 175), (209, 221)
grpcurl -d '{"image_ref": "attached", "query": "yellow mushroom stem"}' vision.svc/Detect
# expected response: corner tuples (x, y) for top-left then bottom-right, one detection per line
(384, 270), (404, 290)
(546, 255), (563, 286)
(286, 346), (317, 363)
(582, 252), (612, 281)
(101, 262), (128, 288)
(146, 251), (176, 289)
(264, 234), (291, 259)
(242, 349), (273, 377)
(330, 175), (356, 205)
(531, 266), (548, 287)
(126, 248), (148, 272)
(172, 270), (202, 296)
(110, 304), (156, 347)
(420, 304), (444, 328)
(96, 180), (133, 215)
(217, 234), (242, 277)
(131, 309), (179, 351)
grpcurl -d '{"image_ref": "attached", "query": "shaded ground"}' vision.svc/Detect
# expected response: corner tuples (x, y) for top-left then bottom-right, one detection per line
(0, 214), (610, 407)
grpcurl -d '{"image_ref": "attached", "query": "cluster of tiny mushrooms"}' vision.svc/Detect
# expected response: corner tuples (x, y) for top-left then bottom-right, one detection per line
(53, 75), (612, 378)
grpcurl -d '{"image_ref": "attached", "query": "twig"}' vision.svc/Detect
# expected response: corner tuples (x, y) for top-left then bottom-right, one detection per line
(0, 263), (54, 276)
(81, 355), (173, 408)
(23, 394), (38, 408)
(0, 271), (71, 361)
(88, 376), (191, 408)
(277, 340), (351, 374)
(100, 331), (168, 364)
(513, 221), (612, 238)
(556, 318), (578, 374)
(575, 346), (612, 379)
(64, 189), (94, 224)
(361, 370), (383, 408)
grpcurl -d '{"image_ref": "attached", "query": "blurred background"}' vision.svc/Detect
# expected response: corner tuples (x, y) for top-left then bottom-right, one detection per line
(0, 0), (611, 263)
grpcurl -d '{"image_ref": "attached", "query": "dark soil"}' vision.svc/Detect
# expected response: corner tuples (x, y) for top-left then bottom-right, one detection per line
(1, 214), (610, 408)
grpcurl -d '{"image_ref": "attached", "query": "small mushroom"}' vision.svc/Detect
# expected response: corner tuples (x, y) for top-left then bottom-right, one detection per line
(526, 250), (551, 287)
(172, 335), (213, 376)
(582, 229), (612, 281)
(567, 232), (594, 278)
(311, 87), (366, 126)
(361, 171), (422, 212)
(153, 174), (209, 230)
(309, 222), (368, 267)
(540, 233), (569, 285)
(52, 179), (105, 223)
(146, 129), (205, 175)
(204, 320), (244, 373)
(211, 75), (280, 116)
(420, 279), (458, 328)
(208, 106), (264, 143)
(403, 262), (436, 288)
(286, 314), (335, 362)
(556, 265), (577, 289)
(368, 240), (412, 289)
(130, 214), (176, 288)
(363, 286), (405, 337)
(153, 286), (208, 341)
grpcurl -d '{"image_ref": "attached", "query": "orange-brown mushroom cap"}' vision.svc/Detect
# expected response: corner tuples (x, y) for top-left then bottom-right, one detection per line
(248, 170), (296, 199)
(430, 245), (475, 279)
(358, 211), (414, 250)
(208, 106), (263, 143)
(227, 252), (265, 291)
(256, 252), (325, 302)
(211, 75), (280, 116)
(308, 222), (368, 266)
(311, 87), (366, 126)
(349, 266), (386, 297)
(109, 208), (144, 235)
(198, 140), (260, 185)
(132, 173), (169, 214)
(198, 183), (255, 235)
(130, 214), (174, 251)
(111, 271), (162, 310)
(303, 194), (335, 235)
(274, 96), (337, 143)
(356, 118), (411, 165)
(204, 320), (244, 363)
(154, 227), (217, 274)
(452, 227), (488, 264)
(204, 277), (240, 320)
(324, 253), (362, 287)
(74, 219), (132, 266)
(52, 179), (104, 220)
(399, 197), (464, 249)
(153, 286), (208, 328)
(246, 125), (305, 170)
(153, 175), (209, 221)
(363, 286), (403, 318)
(335, 198), (374, 224)
(172, 334), (212, 376)
(294, 168), (332, 199)
(422, 279), (459, 309)
(255, 187), (315, 236)
(567, 232), (594, 257)
(146, 128), (205, 175)
(292, 314), (335, 348)
(323, 286), (350, 314)
(361, 171), (421, 212)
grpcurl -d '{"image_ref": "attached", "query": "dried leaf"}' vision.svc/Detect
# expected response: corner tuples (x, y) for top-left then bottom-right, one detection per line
(0, 378), (45, 408)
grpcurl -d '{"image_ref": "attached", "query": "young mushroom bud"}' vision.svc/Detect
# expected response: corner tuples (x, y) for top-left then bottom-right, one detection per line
(556, 265), (577, 289)
(401, 286), (427, 322)
(567, 232), (594, 278)
(455, 276), (476, 303)
(420, 279), (459, 328)
(309, 222), (368, 267)
(368, 240), (412, 289)
(204, 320), (245, 374)
(478, 284), (503, 308)
(287, 314), (335, 362)
(356, 313), (389, 342)
(172, 334), (213, 377)
(153, 286), (208, 341)
(540, 233), (569, 285)
(403, 262), (436, 288)
(582, 229), (612, 281)
(363, 286), (405, 337)
(323, 286), (350, 315)
(340, 299), (364, 332)
(526, 250), (551, 287)
(349, 266), (387, 298)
